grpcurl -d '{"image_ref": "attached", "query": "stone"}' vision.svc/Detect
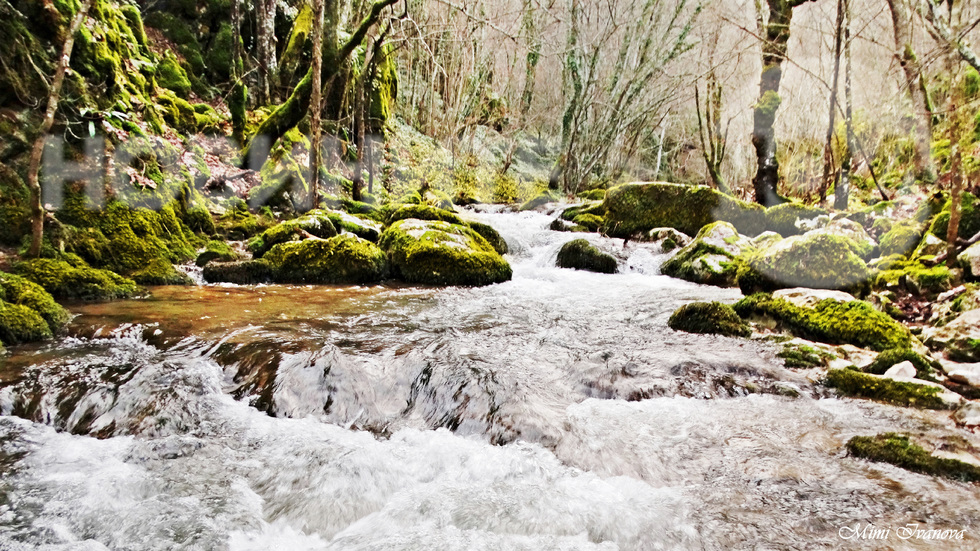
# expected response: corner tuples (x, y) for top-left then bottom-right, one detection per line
(660, 221), (749, 287)
(946, 363), (980, 387)
(642, 227), (692, 253)
(804, 218), (876, 259)
(960, 241), (980, 280)
(773, 288), (856, 309)
(914, 233), (947, 258)
(953, 402), (980, 427)
(923, 309), (980, 362)
(883, 361), (916, 379)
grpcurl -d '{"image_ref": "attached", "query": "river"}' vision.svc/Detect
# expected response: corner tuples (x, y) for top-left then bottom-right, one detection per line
(1, 207), (978, 550)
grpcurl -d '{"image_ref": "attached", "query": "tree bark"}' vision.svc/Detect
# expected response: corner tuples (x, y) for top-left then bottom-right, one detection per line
(834, 0), (855, 211)
(947, 145), (963, 268)
(885, 0), (935, 181)
(820, 0), (845, 204)
(308, 0), (326, 211)
(256, 0), (279, 104)
(27, 0), (93, 258)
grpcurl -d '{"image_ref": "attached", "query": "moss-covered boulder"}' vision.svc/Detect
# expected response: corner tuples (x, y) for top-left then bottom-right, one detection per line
(764, 202), (828, 236)
(642, 228), (692, 252)
(879, 220), (924, 257)
(847, 433), (980, 481)
(960, 241), (980, 281)
(248, 211), (339, 258)
(202, 260), (273, 285)
(736, 233), (871, 295)
(576, 189), (607, 201)
(467, 221), (509, 255)
(13, 258), (140, 301)
(922, 309), (980, 362)
(549, 219), (590, 233)
(0, 301), (51, 345)
(805, 218), (876, 259)
(930, 191), (979, 242)
(130, 258), (193, 286)
(556, 239), (617, 274)
(196, 241), (241, 267)
(668, 302), (750, 338)
(864, 348), (940, 380)
(379, 219), (512, 286)
(387, 204), (465, 226)
(661, 222), (748, 287)
(263, 234), (388, 285)
(520, 190), (562, 211)
(734, 294), (911, 351)
(873, 260), (952, 298)
(826, 368), (958, 409)
(325, 210), (383, 242)
(603, 182), (767, 239)
(0, 272), (70, 335)
(777, 342), (835, 368)
(559, 201), (605, 223)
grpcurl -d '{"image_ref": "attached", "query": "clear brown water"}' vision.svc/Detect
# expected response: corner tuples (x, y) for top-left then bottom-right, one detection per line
(1, 207), (978, 550)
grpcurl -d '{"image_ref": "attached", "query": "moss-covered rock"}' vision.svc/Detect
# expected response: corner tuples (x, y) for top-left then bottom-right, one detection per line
(878, 220), (923, 257)
(930, 191), (979, 242)
(847, 433), (980, 482)
(325, 210), (383, 242)
(549, 219), (590, 233)
(0, 272), (70, 334)
(130, 258), (193, 286)
(668, 301), (750, 338)
(379, 219), (512, 286)
(806, 218), (876, 259)
(13, 258), (140, 301)
(576, 189), (607, 201)
(0, 300), (51, 345)
(777, 342), (835, 368)
(556, 239), (617, 274)
(922, 309), (980, 362)
(736, 233), (871, 295)
(734, 294), (911, 351)
(873, 260), (952, 298)
(467, 221), (508, 255)
(661, 221), (748, 287)
(764, 202), (828, 236)
(248, 211), (339, 258)
(519, 190), (562, 211)
(216, 201), (269, 240)
(559, 201), (605, 222)
(387, 204), (465, 226)
(864, 348), (940, 380)
(156, 53), (192, 97)
(602, 182), (766, 239)
(196, 240), (241, 267)
(264, 234), (388, 284)
(826, 368), (952, 409)
(202, 260), (273, 285)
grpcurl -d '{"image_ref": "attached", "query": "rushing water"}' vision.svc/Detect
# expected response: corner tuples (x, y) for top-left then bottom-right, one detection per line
(1, 207), (979, 550)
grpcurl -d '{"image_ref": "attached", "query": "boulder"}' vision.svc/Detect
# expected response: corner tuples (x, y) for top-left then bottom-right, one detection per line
(13, 258), (140, 301)
(765, 202), (828, 236)
(519, 190), (562, 211)
(878, 220), (924, 257)
(661, 221), (749, 287)
(264, 234), (388, 284)
(668, 301), (750, 338)
(805, 218), (876, 259)
(602, 182), (766, 239)
(556, 239), (617, 274)
(379, 219), (512, 286)
(467, 221), (509, 255)
(959, 241), (980, 281)
(883, 361), (916, 379)
(202, 260), (273, 285)
(825, 368), (962, 409)
(0, 272), (70, 342)
(248, 211), (339, 258)
(387, 204), (465, 226)
(325, 210), (383, 242)
(736, 233), (871, 295)
(946, 363), (980, 387)
(549, 218), (589, 233)
(641, 228), (692, 253)
(913, 233), (946, 258)
(922, 309), (980, 362)
(773, 288), (856, 309)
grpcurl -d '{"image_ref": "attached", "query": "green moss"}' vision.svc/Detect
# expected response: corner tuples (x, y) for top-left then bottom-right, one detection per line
(734, 294), (911, 351)
(467, 221), (508, 255)
(278, 3), (314, 85)
(0, 300), (51, 344)
(248, 211), (339, 258)
(930, 192), (979, 242)
(847, 433), (980, 482)
(668, 302), (750, 338)
(185, 207), (217, 235)
(864, 348), (939, 380)
(755, 90), (782, 116)
(556, 239), (617, 274)
(778, 343), (834, 368)
(202, 260), (273, 285)
(387, 205), (465, 226)
(13, 258), (139, 301)
(379, 219), (512, 286)
(0, 272), (71, 334)
(577, 189), (607, 201)
(764, 202), (827, 236)
(205, 22), (233, 81)
(560, 201), (605, 222)
(662, 222), (744, 287)
(736, 233), (870, 295)
(879, 220), (924, 257)
(155, 91), (199, 133)
(130, 258), (192, 286)
(571, 214), (603, 232)
(826, 369), (947, 409)
(230, 83), (248, 141)
(520, 190), (561, 211)
(873, 259), (953, 298)
(602, 182), (767, 238)
(264, 234), (388, 284)
(217, 201), (266, 240)
(195, 240), (240, 267)
(156, 54), (192, 97)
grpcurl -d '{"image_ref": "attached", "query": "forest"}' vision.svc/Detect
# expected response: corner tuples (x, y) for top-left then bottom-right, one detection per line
(0, 0), (980, 548)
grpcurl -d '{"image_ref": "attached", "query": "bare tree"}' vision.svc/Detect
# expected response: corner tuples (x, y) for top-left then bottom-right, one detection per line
(819, 0), (846, 204)
(834, 0), (856, 210)
(920, 0), (980, 73)
(27, 0), (94, 258)
(695, 67), (731, 193)
(309, 0), (327, 210)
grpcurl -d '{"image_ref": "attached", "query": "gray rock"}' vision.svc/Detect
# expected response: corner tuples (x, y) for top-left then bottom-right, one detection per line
(804, 218), (876, 259)
(960, 241), (980, 280)
(946, 363), (980, 387)
(923, 309), (980, 362)
(953, 402), (980, 427)
(914, 233), (947, 258)
(773, 288), (856, 309)
(883, 361), (916, 379)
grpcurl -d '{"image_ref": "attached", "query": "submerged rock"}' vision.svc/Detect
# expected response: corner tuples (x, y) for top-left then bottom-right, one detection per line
(379, 219), (512, 286)
(602, 182), (766, 239)
(661, 222), (748, 287)
(922, 309), (980, 362)
(556, 239), (617, 274)
(668, 301), (750, 338)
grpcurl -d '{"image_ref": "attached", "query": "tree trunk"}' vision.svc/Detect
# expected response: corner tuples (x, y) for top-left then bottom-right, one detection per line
(308, 0), (326, 211)
(27, 0), (93, 258)
(230, 0), (247, 144)
(886, 0), (935, 181)
(820, 0), (846, 204)
(947, 145), (963, 268)
(834, 0), (855, 211)
(256, 0), (279, 104)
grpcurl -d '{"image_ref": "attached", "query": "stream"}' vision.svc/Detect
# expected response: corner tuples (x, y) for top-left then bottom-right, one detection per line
(1, 208), (978, 550)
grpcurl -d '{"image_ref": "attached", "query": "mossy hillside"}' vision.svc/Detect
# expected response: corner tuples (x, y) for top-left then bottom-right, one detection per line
(387, 204), (465, 226)
(734, 294), (911, 351)
(467, 221), (509, 255)
(602, 182), (766, 239)
(764, 202), (828, 236)
(13, 258), (140, 301)
(825, 368), (949, 409)
(778, 343), (835, 368)
(556, 239), (617, 274)
(264, 235), (388, 285)
(248, 211), (339, 258)
(736, 233), (871, 295)
(379, 219), (512, 286)
(0, 272), (71, 334)
(668, 302), (751, 338)
(864, 348), (940, 381)
(847, 433), (980, 482)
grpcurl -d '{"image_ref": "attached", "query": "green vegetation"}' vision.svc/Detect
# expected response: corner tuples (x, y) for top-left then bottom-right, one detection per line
(467, 221), (509, 255)
(825, 368), (948, 409)
(196, 241), (241, 267)
(264, 235), (389, 284)
(668, 302), (751, 338)
(764, 202), (827, 236)
(13, 258), (140, 301)
(556, 239), (617, 274)
(734, 294), (911, 351)
(863, 348), (939, 380)
(736, 234), (870, 295)
(0, 272), (71, 334)
(387, 204), (465, 226)
(847, 433), (980, 482)
(777, 343), (834, 368)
